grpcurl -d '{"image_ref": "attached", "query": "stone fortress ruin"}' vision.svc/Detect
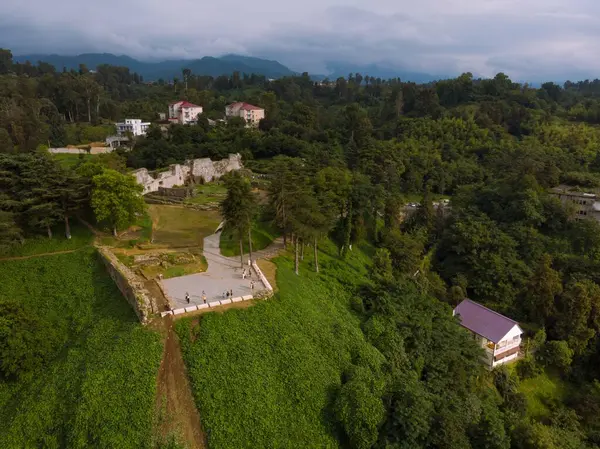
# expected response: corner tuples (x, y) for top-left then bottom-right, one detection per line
(133, 153), (243, 194)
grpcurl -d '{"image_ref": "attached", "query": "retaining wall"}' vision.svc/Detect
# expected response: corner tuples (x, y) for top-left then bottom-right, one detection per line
(252, 261), (274, 293)
(161, 295), (254, 317)
(97, 246), (156, 324)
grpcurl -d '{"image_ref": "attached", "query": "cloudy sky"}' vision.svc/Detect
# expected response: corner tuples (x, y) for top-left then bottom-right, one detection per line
(2, 0), (600, 81)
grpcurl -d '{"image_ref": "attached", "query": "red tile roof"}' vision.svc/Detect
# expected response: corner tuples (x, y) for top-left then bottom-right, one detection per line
(180, 101), (201, 108)
(229, 102), (262, 111)
(170, 100), (202, 108)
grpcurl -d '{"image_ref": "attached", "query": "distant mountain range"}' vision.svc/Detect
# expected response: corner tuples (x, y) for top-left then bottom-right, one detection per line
(13, 53), (296, 80)
(13, 53), (442, 83)
(323, 62), (440, 84)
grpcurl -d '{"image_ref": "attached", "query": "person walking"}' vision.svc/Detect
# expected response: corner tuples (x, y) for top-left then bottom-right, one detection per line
(226, 290), (230, 299)
(242, 268), (246, 280)
(202, 293), (207, 304)
(185, 292), (190, 304)
(250, 280), (255, 291)
(229, 288), (233, 298)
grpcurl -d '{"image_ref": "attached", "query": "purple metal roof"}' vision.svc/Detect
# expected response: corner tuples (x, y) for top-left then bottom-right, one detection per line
(453, 299), (520, 343)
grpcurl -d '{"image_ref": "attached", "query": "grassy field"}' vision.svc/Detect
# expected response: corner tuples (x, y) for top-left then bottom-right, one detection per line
(519, 370), (568, 419)
(219, 220), (279, 256)
(53, 153), (98, 168)
(176, 240), (375, 449)
(184, 183), (227, 206)
(140, 255), (208, 279)
(0, 222), (94, 257)
(0, 249), (163, 448)
(148, 205), (221, 248)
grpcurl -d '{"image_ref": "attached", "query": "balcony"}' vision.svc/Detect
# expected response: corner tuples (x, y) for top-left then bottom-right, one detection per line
(495, 340), (520, 355)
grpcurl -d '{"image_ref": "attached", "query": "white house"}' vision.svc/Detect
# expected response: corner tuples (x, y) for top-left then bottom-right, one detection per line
(168, 101), (203, 125)
(116, 119), (151, 136)
(225, 102), (265, 126)
(453, 299), (523, 369)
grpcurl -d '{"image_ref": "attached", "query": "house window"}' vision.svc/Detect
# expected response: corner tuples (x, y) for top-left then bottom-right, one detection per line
(513, 335), (520, 342)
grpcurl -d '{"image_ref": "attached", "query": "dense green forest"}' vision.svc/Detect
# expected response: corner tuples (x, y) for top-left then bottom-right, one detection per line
(5, 43), (600, 448)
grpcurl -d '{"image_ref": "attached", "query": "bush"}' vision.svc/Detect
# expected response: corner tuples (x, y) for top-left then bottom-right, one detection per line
(517, 356), (543, 380)
(0, 301), (62, 379)
(537, 340), (574, 372)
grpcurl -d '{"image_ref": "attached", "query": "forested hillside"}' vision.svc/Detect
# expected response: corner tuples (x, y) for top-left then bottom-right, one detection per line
(4, 43), (600, 448)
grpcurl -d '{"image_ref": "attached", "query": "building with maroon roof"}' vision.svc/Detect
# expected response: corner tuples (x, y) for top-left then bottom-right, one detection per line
(168, 101), (203, 125)
(453, 299), (523, 369)
(225, 102), (265, 127)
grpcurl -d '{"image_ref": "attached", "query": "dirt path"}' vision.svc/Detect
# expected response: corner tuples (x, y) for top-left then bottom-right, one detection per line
(0, 248), (83, 262)
(155, 316), (207, 449)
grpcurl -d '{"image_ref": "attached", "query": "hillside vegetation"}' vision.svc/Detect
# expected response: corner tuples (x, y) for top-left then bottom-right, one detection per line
(0, 249), (163, 448)
(176, 244), (374, 448)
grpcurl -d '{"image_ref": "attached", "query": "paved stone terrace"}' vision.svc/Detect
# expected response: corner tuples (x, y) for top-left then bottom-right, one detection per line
(161, 232), (267, 309)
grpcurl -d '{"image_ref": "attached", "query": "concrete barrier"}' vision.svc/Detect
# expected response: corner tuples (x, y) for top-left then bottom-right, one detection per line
(185, 305), (198, 312)
(220, 299), (232, 305)
(242, 295), (253, 301)
(208, 301), (221, 308)
(197, 303), (209, 310)
(173, 308), (186, 315)
(160, 311), (173, 317)
(252, 261), (274, 293)
(231, 296), (243, 303)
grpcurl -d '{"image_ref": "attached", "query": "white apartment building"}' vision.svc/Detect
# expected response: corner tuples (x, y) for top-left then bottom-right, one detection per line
(225, 102), (265, 126)
(115, 119), (151, 136)
(168, 101), (203, 125)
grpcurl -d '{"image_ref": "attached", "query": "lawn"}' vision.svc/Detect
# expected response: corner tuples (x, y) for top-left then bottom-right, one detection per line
(140, 255), (208, 280)
(184, 183), (227, 206)
(219, 220), (279, 256)
(519, 370), (568, 419)
(0, 249), (163, 448)
(176, 240), (375, 449)
(0, 222), (94, 257)
(53, 153), (97, 168)
(148, 205), (221, 248)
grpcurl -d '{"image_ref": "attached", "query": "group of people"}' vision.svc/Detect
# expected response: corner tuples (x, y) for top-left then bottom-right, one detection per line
(180, 267), (257, 306)
(185, 290), (207, 304)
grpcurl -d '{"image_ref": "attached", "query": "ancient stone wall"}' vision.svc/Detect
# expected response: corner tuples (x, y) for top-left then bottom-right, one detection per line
(133, 154), (242, 194)
(157, 186), (193, 198)
(97, 246), (156, 324)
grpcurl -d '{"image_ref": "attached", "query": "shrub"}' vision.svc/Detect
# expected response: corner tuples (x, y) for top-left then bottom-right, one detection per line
(517, 356), (543, 380)
(537, 340), (574, 372)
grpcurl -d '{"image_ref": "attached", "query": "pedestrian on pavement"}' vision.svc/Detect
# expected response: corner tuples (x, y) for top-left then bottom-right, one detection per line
(222, 292), (226, 299)
(226, 290), (230, 299)
(250, 280), (255, 291)
(229, 288), (233, 298)
(242, 268), (246, 279)
(202, 293), (207, 304)
(185, 292), (190, 304)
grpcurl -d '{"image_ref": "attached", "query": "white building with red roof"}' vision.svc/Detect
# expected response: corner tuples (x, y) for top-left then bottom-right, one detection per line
(168, 101), (203, 125)
(225, 102), (265, 126)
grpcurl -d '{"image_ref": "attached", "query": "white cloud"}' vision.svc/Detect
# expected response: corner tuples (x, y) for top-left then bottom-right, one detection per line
(1, 0), (600, 80)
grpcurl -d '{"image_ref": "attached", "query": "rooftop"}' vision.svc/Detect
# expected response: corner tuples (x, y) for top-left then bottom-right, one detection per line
(229, 101), (263, 111)
(170, 100), (202, 108)
(453, 299), (520, 343)
(550, 185), (598, 198)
